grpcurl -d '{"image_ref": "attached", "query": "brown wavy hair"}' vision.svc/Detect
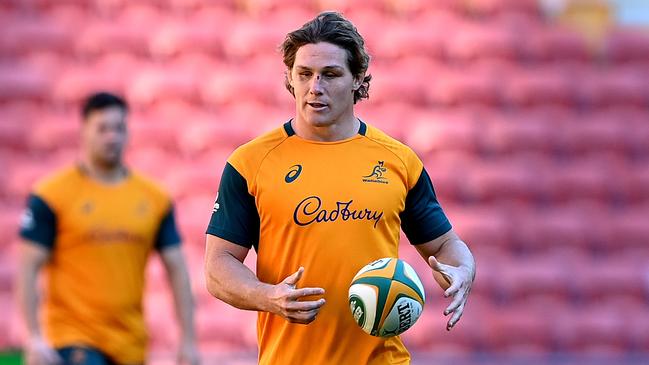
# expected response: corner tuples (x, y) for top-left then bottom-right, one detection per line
(280, 11), (372, 104)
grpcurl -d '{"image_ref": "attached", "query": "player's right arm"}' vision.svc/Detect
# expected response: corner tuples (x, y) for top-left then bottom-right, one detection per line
(17, 193), (63, 365)
(17, 240), (62, 365)
(205, 234), (325, 324)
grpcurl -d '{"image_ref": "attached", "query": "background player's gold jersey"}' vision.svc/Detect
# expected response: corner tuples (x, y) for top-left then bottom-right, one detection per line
(208, 121), (451, 365)
(20, 166), (181, 364)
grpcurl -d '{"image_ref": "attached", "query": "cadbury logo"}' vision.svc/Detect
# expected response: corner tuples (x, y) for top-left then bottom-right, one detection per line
(293, 196), (384, 228)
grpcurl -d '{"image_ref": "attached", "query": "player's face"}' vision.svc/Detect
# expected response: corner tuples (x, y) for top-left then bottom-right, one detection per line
(83, 106), (127, 169)
(289, 42), (361, 128)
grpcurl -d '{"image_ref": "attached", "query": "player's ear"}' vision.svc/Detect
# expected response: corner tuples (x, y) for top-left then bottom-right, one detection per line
(353, 73), (364, 91)
(286, 69), (294, 87)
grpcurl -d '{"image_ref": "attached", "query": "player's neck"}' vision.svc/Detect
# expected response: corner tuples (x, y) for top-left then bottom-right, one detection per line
(79, 157), (128, 185)
(292, 114), (360, 142)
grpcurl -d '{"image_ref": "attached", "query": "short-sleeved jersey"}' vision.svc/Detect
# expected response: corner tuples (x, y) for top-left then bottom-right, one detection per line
(19, 166), (181, 365)
(207, 121), (451, 365)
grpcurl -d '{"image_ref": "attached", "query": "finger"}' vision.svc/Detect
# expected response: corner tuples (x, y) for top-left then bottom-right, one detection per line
(428, 256), (452, 277)
(447, 303), (466, 331)
(282, 267), (304, 286)
(444, 288), (466, 315)
(287, 298), (326, 312)
(428, 256), (444, 271)
(288, 287), (325, 299)
(288, 308), (321, 324)
(443, 278), (462, 298)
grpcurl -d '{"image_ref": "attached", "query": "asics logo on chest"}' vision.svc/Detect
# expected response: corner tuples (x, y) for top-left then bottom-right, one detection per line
(285, 164), (302, 183)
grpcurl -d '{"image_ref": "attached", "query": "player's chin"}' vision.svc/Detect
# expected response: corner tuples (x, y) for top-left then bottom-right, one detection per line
(98, 152), (123, 168)
(304, 114), (335, 128)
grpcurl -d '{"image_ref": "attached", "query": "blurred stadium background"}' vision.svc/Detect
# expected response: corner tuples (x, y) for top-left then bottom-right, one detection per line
(1, 0), (649, 364)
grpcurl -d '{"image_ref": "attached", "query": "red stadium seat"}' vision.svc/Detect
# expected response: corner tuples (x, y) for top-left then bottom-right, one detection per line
(572, 258), (645, 302)
(464, 0), (541, 17)
(480, 116), (557, 155)
(0, 293), (14, 348)
(178, 122), (256, 156)
(446, 207), (512, 252)
(222, 20), (286, 60)
(496, 257), (570, 303)
(502, 67), (576, 107)
(129, 121), (180, 151)
(577, 67), (649, 108)
(356, 102), (426, 142)
(126, 147), (179, 181)
(621, 165), (649, 205)
(421, 151), (476, 202)
(0, 64), (52, 102)
(28, 116), (79, 151)
(51, 67), (129, 105)
(425, 68), (501, 107)
(404, 112), (479, 155)
(0, 18), (74, 55)
(556, 114), (630, 156)
(555, 305), (630, 352)
(462, 158), (551, 204)
(126, 67), (199, 106)
(5, 162), (48, 200)
(445, 25), (519, 63)
(176, 194), (215, 246)
(167, 0), (236, 12)
(520, 26), (591, 62)
(603, 29), (649, 64)
(486, 306), (554, 352)
(200, 59), (287, 106)
(165, 163), (222, 200)
(373, 24), (446, 60)
(75, 21), (153, 57)
(608, 208), (649, 251)
(546, 157), (626, 204)
(0, 120), (28, 150)
(369, 61), (430, 105)
(510, 208), (591, 253)
(149, 20), (224, 58)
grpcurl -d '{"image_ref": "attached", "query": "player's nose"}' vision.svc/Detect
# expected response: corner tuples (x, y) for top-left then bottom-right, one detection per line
(309, 75), (324, 95)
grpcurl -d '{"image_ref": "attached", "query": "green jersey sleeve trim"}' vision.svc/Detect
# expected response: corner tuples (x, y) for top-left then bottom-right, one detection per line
(154, 205), (182, 251)
(400, 167), (452, 245)
(206, 162), (260, 250)
(19, 194), (57, 249)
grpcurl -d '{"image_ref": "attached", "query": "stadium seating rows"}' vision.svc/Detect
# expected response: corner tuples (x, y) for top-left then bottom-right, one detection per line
(1, 0), (648, 359)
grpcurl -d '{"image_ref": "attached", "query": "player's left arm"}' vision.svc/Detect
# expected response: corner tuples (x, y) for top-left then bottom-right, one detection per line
(160, 246), (200, 365)
(415, 229), (475, 331)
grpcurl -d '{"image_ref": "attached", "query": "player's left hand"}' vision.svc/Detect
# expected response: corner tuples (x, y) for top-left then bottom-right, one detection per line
(427, 256), (474, 331)
(177, 338), (200, 365)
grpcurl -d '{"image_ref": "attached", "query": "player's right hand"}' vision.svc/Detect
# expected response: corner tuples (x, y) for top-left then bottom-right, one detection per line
(25, 336), (62, 365)
(267, 267), (326, 324)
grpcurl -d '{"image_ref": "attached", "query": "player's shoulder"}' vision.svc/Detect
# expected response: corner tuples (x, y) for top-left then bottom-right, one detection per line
(33, 165), (83, 199)
(227, 124), (289, 176)
(129, 170), (172, 203)
(363, 123), (421, 165)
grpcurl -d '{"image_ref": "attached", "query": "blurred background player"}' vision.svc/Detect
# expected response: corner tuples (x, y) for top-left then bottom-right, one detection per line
(16, 92), (199, 365)
(204, 12), (475, 365)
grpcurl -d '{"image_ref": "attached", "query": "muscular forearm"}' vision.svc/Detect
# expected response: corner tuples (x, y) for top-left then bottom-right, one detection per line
(205, 252), (273, 312)
(17, 260), (43, 339)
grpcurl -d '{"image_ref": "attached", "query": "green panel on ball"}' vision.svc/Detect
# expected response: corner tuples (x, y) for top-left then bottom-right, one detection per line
(351, 276), (393, 335)
(392, 260), (425, 301)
